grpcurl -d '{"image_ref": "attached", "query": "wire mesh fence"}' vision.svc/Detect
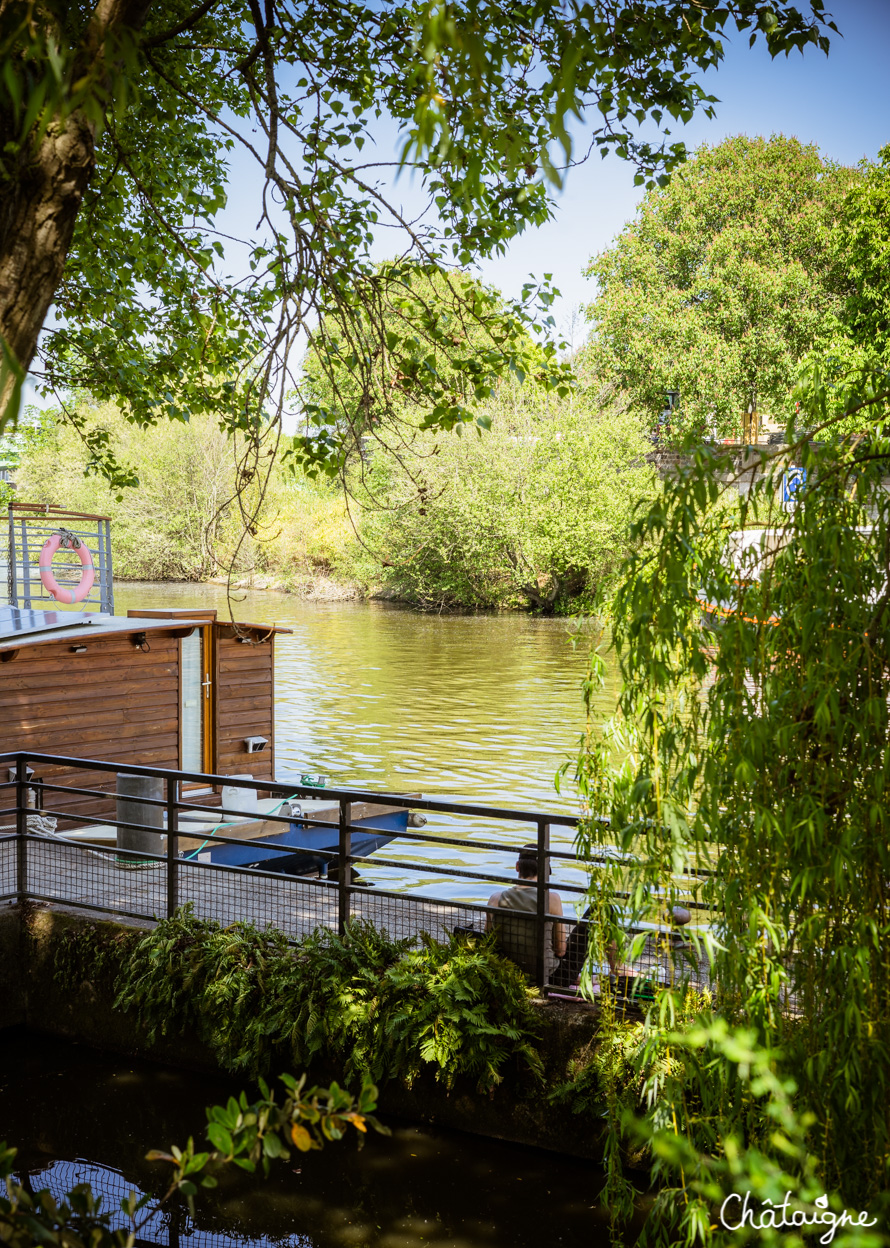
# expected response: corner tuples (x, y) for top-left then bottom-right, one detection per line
(15, 1158), (311, 1248)
(0, 834), (15, 901)
(0, 751), (715, 998)
(179, 859), (337, 938)
(26, 838), (168, 919)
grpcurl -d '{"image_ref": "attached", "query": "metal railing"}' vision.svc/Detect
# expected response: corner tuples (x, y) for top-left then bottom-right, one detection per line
(4, 504), (114, 613)
(0, 752), (711, 994)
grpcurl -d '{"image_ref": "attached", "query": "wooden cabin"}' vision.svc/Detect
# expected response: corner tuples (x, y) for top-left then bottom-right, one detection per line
(0, 506), (411, 871)
(0, 606), (286, 825)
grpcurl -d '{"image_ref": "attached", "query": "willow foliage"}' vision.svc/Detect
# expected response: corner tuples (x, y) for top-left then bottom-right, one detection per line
(571, 364), (890, 1242)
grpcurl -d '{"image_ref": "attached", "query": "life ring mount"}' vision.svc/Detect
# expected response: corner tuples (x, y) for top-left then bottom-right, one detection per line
(39, 528), (95, 604)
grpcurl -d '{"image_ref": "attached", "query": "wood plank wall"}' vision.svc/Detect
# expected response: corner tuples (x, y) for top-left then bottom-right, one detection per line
(0, 625), (278, 827)
(215, 632), (275, 784)
(0, 632), (181, 824)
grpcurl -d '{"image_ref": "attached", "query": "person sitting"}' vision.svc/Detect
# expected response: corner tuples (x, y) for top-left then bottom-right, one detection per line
(485, 844), (567, 980)
(551, 903), (691, 989)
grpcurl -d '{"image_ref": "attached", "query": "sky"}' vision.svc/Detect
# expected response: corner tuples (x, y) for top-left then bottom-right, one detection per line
(23, 0), (890, 413)
(474, 0), (890, 341)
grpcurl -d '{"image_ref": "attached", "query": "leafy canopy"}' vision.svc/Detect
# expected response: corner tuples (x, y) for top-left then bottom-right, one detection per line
(583, 134), (857, 437)
(297, 263), (569, 478)
(0, 0), (837, 489)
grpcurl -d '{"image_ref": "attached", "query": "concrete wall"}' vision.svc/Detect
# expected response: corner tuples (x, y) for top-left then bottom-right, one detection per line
(0, 903), (24, 1026)
(0, 901), (608, 1160)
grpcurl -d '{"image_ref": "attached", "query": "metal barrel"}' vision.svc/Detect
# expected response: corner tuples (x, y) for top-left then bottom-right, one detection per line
(116, 772), (163, 866)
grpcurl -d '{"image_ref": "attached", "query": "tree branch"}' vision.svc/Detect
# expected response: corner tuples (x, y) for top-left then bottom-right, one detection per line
(142, 0), (221, 48)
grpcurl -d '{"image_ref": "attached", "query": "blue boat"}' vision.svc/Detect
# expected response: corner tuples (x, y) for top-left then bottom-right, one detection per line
(178, 795), (417, 877)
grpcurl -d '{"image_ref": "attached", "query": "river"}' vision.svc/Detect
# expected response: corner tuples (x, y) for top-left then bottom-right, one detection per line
(0, 1030), (616, 1248)
(114, 584), (622, 904)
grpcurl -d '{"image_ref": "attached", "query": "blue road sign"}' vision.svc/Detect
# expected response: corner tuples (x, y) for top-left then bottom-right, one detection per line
(783, 467), (807, 503)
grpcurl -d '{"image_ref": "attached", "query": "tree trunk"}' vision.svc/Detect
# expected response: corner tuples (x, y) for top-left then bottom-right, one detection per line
(0, 112), (98, 414)
(0, 0), (155, 420)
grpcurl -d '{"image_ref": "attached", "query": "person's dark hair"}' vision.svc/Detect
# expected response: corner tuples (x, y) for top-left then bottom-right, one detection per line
(516, 843), (545, 879)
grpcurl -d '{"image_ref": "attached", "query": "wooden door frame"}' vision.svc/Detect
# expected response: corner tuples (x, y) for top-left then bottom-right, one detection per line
(202, 621), (216, 774)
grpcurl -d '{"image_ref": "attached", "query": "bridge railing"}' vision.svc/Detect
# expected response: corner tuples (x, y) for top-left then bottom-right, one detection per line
(0, 751), (711, 995)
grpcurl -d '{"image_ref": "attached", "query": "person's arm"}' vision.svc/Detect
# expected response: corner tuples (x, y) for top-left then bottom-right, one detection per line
(607, 940), (619, 976)
(484, 891), (502, 932)
(548, 891), (567, 957)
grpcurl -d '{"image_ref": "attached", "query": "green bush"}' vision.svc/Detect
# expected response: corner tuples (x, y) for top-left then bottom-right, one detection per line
(354, 379), (656, 612)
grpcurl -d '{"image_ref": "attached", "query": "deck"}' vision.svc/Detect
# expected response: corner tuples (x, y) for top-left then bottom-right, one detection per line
(1, 830), (714, 999)
(2, 832), (475, 945)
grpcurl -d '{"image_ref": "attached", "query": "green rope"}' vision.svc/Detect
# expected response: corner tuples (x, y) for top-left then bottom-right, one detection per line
(180, 794), (299, 862)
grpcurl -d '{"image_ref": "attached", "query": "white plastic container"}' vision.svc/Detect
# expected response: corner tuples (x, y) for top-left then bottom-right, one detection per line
(221, 776), (258, 821)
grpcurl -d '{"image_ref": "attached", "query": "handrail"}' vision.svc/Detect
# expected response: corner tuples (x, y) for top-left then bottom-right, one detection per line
(0, 750), (712, 992)
(0, 751), (577, 825)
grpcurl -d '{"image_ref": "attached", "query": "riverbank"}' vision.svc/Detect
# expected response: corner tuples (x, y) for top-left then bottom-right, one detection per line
(204, 570), (409, 604)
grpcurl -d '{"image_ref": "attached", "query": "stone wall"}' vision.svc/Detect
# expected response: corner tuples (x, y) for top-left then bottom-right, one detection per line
(650, 441), (890, 506)
(650, 442), (784, 497)
(0, 903), (24, 1027)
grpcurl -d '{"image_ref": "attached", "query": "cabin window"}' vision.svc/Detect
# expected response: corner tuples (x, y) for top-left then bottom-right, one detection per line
(180, 628), (212, 773)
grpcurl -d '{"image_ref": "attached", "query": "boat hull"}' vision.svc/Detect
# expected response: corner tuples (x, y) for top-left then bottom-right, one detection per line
(184, 802), (410, 876)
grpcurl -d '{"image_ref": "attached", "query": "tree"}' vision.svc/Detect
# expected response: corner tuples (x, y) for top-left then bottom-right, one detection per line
(583, 134), (857, 438)
(14, 399), (358, 584)
(358, 377), (655, 611)
(833, 143), (890, 365)
(0, 0), (837, 490)
(565, 360), (890, 1240)
(297, 262), (562, 479)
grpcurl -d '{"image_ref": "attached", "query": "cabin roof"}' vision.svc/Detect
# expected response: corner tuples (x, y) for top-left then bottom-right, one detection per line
(0, 612), (204, 653)
(0, 610), (290, 654)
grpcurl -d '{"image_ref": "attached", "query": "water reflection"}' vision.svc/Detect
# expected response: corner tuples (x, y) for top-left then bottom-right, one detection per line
(0, 1031), (612, 1248)
(114, 586), (621, 905)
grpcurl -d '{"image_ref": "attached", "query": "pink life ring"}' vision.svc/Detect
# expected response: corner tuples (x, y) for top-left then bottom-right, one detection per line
(39, 533), (95, 604)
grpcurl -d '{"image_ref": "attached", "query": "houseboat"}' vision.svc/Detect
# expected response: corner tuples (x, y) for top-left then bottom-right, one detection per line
(0, 502), (409, 871)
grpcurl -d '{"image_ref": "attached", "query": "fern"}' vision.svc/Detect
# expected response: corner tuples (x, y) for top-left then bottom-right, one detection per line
(95, 910), (544, 1094)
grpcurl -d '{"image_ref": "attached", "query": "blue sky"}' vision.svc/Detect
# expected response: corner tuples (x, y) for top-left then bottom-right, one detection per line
(475, 0), (890, 341)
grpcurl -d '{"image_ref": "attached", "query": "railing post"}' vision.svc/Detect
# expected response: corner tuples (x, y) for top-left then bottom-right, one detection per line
(338, 798), (352, 935)
(103, 518), (115, 614)
(20, 521), (31, 609)
(15, 755), (27, 904)
(8, 507), (16, 607)
(534, 818), (550, 990)
(166, 775), (179, 918)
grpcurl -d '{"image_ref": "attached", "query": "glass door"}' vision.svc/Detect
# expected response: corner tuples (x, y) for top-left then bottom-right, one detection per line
(180, 626), (214, 774)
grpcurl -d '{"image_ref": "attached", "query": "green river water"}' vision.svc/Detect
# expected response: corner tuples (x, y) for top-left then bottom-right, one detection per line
(0, 1030), (615, 1248)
